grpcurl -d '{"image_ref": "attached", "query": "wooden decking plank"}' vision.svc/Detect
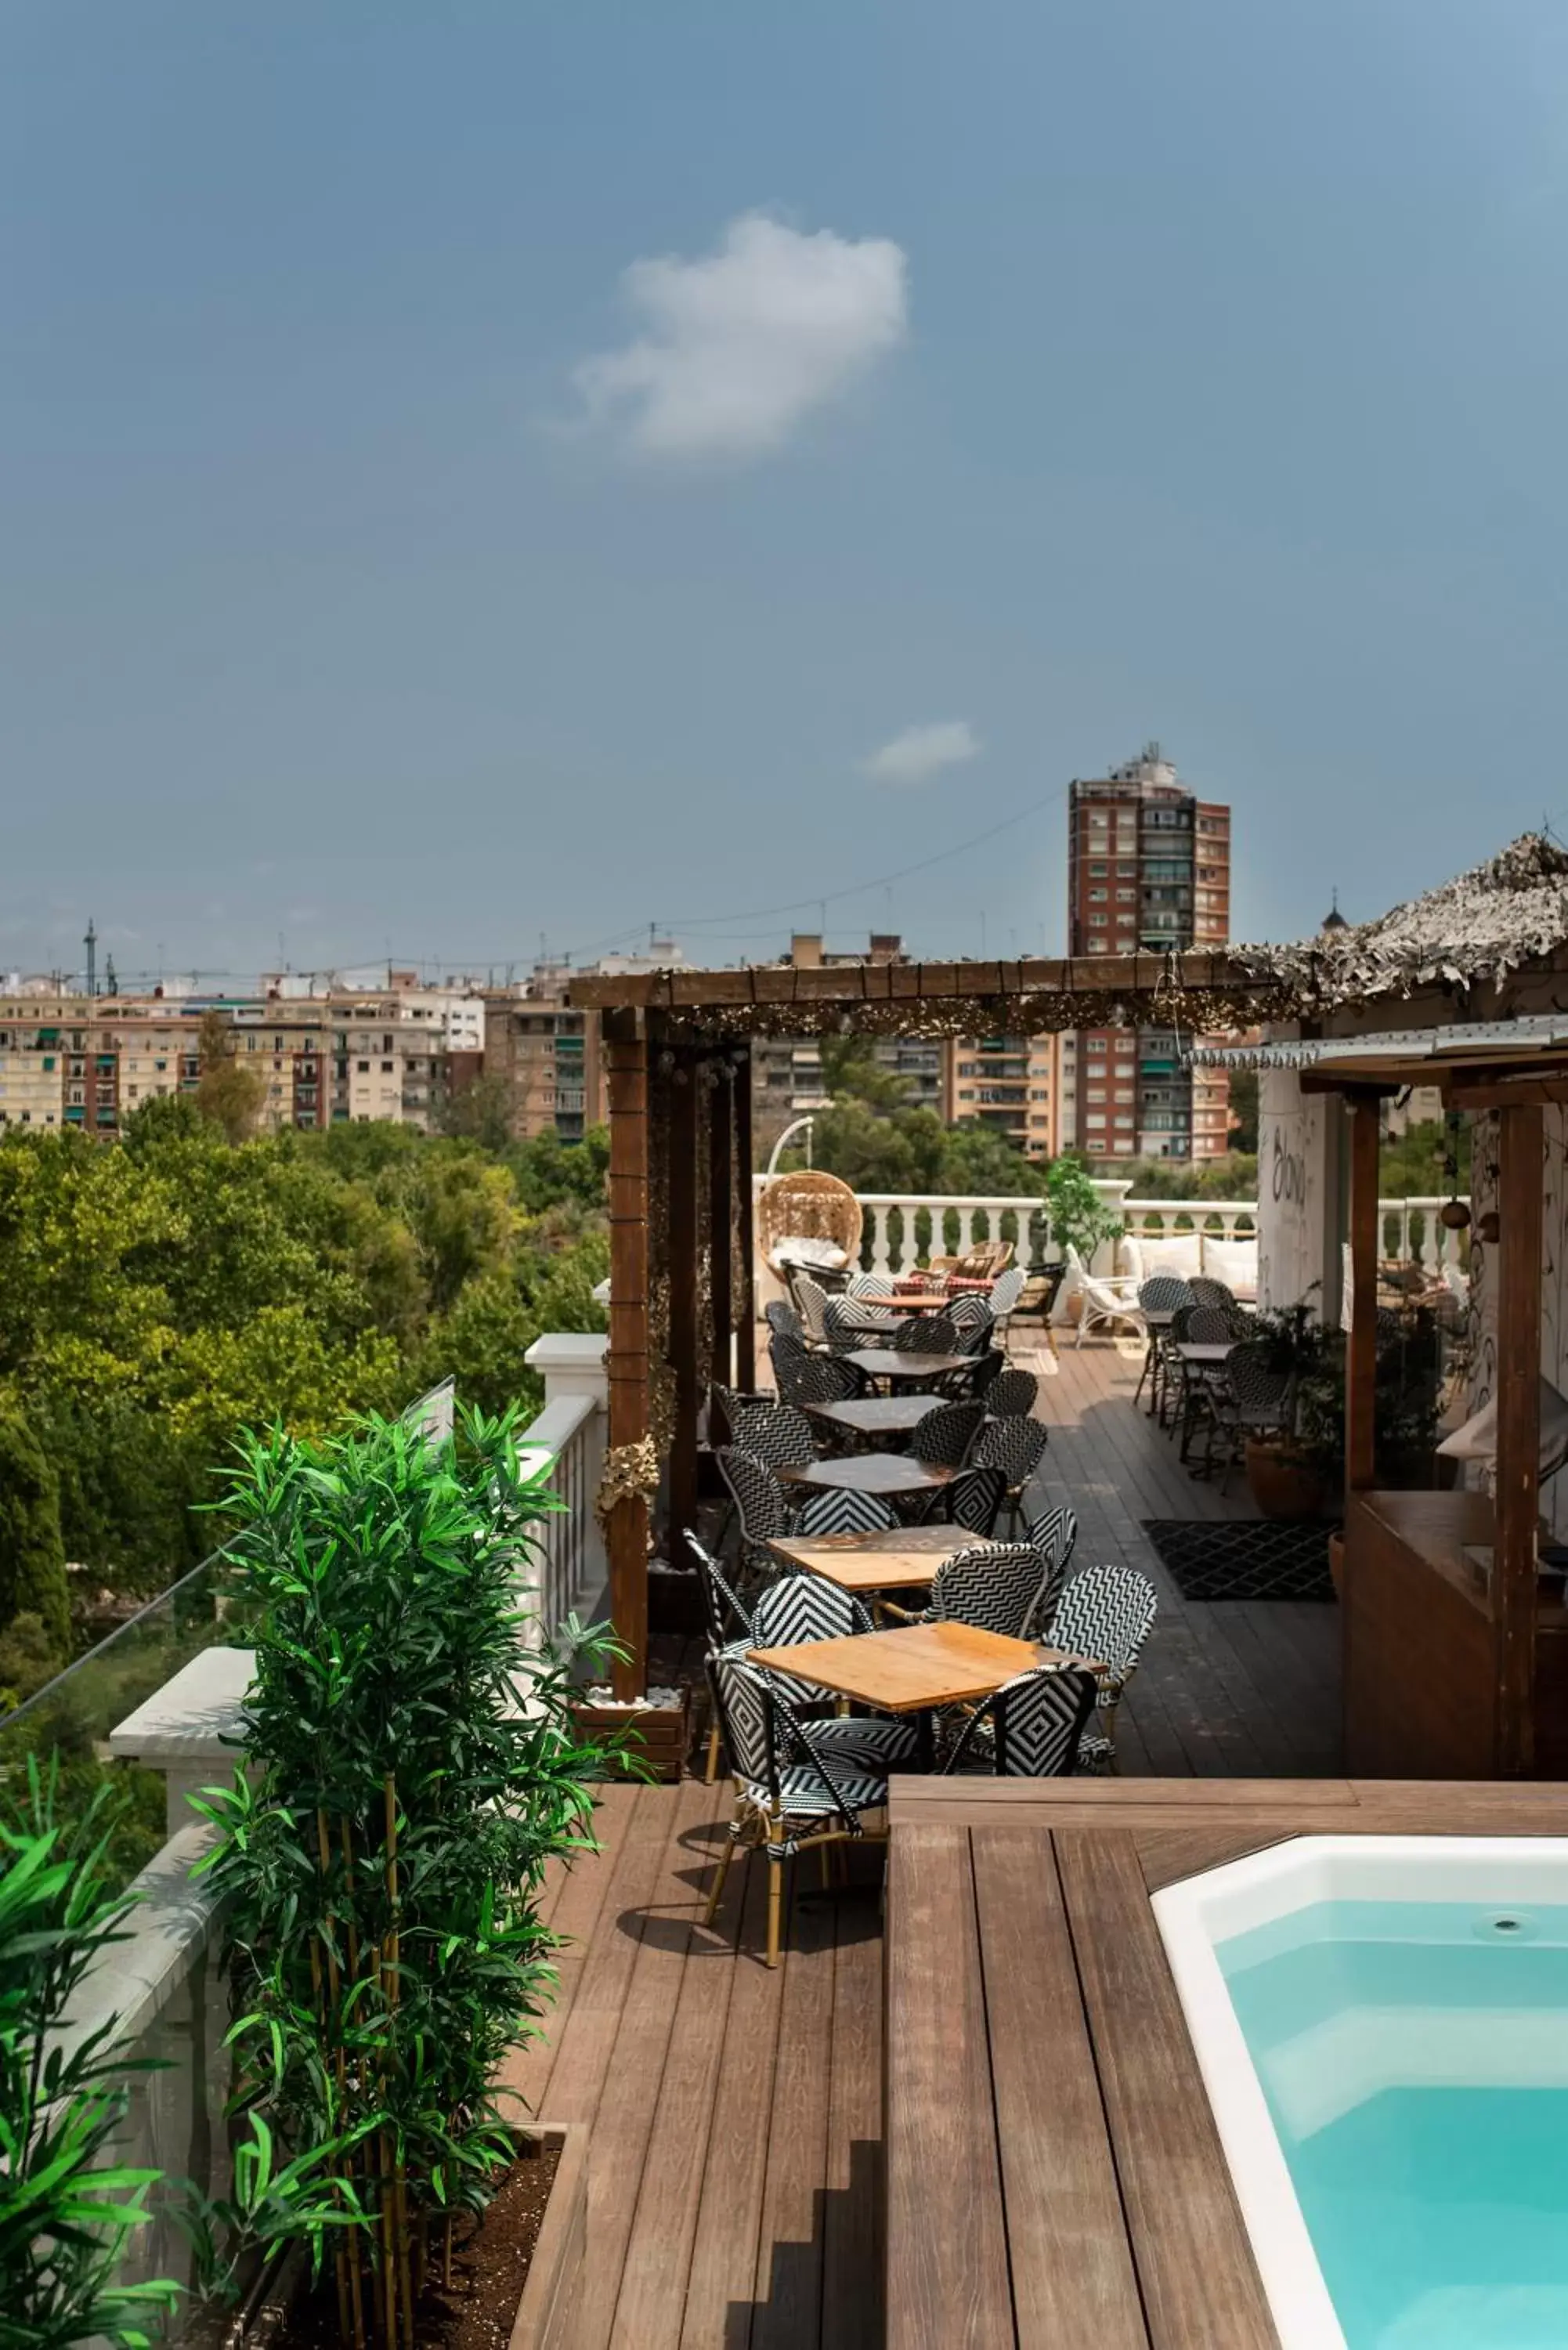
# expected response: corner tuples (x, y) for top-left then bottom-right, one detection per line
(1054, 1831), (1277, 2349)
(572, 1780), (716, 2350)
(885, 1826), (1013, 2350)
(497, 1780), (638, 2121)
(609, 1789), (749, 2350)
(970, 1828), (1149, 2348)
(537, 1783), (680, 2132)
(1134, 1826), (1297, 1893)
(679, 1846), (789, 2350)
(750, 1867), (837, 2350)
(821, 1874), (885, 2350)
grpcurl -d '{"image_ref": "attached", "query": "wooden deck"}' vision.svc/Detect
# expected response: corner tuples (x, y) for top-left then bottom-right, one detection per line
(497, 1778), (887, 2350)
(1024, 1340), (1343, 1777)
(883, 1778), (1568, 2350)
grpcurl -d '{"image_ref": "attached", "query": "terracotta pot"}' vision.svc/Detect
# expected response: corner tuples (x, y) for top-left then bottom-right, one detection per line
(1327, 1531), (1346, 1601)
(1244, 1439), (1330, 1522)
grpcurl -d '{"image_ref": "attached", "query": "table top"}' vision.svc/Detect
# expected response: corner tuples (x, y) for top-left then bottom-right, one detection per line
(846, 1349), (966, 1382)
(1143, 1308), (1178, 1332)
(800, 1394), (941, 1437)
(765, 1524), (1000, 1592)
(880, 1293), (951, 1314)
(1176, 1341), (1234, 1365)
(776, 1452), (958, 1497)
(749, 1620), (1071, 1712)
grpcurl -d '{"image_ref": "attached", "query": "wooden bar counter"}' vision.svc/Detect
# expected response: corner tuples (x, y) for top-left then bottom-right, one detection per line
(1344, 1488), (1568, 1778)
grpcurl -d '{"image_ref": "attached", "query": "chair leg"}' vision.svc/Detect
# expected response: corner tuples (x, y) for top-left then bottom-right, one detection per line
(703, 1720), (721, 1785)
(705, 1825), (737, 1925)
(766, 1822), (785, 1969)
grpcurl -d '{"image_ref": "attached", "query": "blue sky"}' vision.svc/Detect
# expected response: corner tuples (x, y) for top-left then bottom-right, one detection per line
(5, 0), (1568, 985)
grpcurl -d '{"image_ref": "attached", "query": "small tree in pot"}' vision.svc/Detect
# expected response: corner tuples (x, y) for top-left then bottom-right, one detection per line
(1045, 1156), (1126, 1318)
(197, 1405), (616, 2350)
(1246, 1303), (1443, 1518)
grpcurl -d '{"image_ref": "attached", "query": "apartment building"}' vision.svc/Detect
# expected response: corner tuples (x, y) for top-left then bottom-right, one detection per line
(750, 935), (943, 1141)
(1064, 745), (1233, 1162)
(0, 995), (206, 1133)
(482, 988), (605, 1142)
(231, 979), (486, 1132)
(943, 1032), (1063, 1159)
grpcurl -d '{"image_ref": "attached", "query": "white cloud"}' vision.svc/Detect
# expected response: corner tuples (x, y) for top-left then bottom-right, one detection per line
(862, 720), (981, 786)
(573, 212), (908, 461)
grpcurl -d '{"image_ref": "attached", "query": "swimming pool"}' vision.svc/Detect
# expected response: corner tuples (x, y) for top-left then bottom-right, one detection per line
(1152, 1836), (1568, 2350)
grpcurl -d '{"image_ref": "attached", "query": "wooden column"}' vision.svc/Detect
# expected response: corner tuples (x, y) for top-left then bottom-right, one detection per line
(708, 1061), (734, 1398)
(668, 1045), (700, 1570)
(1345, 1096), (1381, 1494)
(603, 1007), (649, 1700)
(1494, 1100), (1543, 1777)
(735, 1049), (757, 1392)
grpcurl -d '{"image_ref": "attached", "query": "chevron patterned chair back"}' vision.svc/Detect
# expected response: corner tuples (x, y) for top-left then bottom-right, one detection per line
(947, 1462), (1006, 1536)
(727, 1404), (817, 1472)
(925, 1542), (1048, 1638)
(988, 1367), (1039, 1418)
(942, 1665), (1098, 1777)
(909, 1399), (984, 1468)
(793, 1486), (898, 1537)
(1021, 1502), (1078, 1636)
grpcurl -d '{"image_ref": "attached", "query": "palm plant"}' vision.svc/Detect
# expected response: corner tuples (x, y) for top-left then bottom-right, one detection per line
(0, 1759), (182, 2350)
(197, 1405), (615, 2350)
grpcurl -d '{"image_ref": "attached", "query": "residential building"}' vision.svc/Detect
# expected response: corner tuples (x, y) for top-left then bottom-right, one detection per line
(482, 986), (605, 1142)
(1065, 744), (1233, 1162)
(0, 994), (208, 1134)
(943, 1031), (1063, 1159)
(750, 935), (943, 1147)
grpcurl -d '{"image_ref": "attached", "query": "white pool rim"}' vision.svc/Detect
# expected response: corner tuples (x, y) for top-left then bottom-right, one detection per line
(1151, 1832), (1568, 2350)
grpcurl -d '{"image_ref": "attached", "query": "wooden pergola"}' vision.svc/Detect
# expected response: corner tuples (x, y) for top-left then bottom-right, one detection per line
(1291, 1025), (1568, 1777)
(566, 949), (1293, 1695)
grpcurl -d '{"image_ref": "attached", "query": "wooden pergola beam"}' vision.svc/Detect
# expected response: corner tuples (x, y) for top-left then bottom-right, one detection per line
(1345, 1098), (1381, 1494)
(565, 946), (1269, 1015)
(602, 1007), (650, 1701)
(1494, 1100), (1543, 1777)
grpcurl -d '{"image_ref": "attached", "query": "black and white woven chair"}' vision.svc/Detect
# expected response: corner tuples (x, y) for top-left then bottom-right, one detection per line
(846, 1272), (896, 1300)
(972, 1415), (1049, 1533)
(793, 1486), (899, 1537)
(923, 1541), (1050, 1638)
(717, 1447), (793, 1580)
(764, 1297), (806, 1346)
(1050, 1566), (1157, 1771)
(710, 1383), (773, 1444)
(988, 1367), (1039, 1419)
(1189, 1275), (1238, 1313)
(1190, 1341), (1293, 1491)
(946, 1462), (1006, 1538)
(894, 1311), (959, 1354)
(768, 1329), (810, 1394)
(940, 1664), (1098, 1777)
(727, 1403), (817, 1473)
(687, 1528), (755, 1783)
(826, 1295), (897, 1354)
(967, 1348), (1004, 1405)
(1136, 1274), (1197, 1416)
(793, 1274), (832, 1348)
(704, 1655), (901, 1968)
(1021, 1502), (1078, 1636)
(988, 1264), (1028, 1351)
(947, 1292), (996, 1354)
(909, 1399), (984, 1470)
(781, 1353), (865, 1413)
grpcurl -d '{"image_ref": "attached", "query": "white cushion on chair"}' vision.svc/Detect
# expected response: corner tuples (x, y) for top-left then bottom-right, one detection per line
(1124, 1232), (1203, 1283)
(770, 1234), (849, 1272)
(1202, 1235), (1258, 1298)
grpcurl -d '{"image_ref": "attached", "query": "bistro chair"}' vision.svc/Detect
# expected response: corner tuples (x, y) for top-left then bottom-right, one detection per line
(922, 1541), (1050, 1638)
(1068, 1246), (1145, 1346)
(687, 1528), (754, 1784)
(1021, 1502), (1078, 1636)
(947, 1292), (996, 1353)
(847, 1272), (896, 1299)
(967, 1348), (1004, 1405)
(717, 1447), (794, 1582)
(894, 1311), (956, 1354)
(972, 1415), (1049, 1534)
(793, 1486), (899, 1537)
(826, 1295), (897, 1354)
(727, 1403), (817, 1473)
(945, 1462), (1006, 1538)
(781, 1353), (865, 1412)
(768, 1328), (810, 1393)
(1189, 1342), (1293, 1491)
(940, 1664), (1098, 1778)
(1050, 1566), (1157, 1771)
(909, 1398), (985, 1470)
(988, 1264), (1028, 1352)
(793, 1273), (832, 1348)
(1189, 1275), (1238, 1312)
(1136, 1275), (1197, 1418)
(988, 1367), (1039, 1419)
(764, 1297), (806, 1346)
(704, 1657), (901, 1969)
(710, 1383), (773, 1444)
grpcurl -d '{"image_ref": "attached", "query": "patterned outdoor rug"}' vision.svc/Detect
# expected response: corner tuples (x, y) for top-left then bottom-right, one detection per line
(1143, 1518), (1340, 1603)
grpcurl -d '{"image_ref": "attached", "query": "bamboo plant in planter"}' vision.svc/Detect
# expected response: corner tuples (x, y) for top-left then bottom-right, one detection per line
(197, 1406), (615, 2350)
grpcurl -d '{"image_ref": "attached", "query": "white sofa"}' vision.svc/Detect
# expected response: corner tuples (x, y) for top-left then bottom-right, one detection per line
(1119, 1230), (1258, 1301)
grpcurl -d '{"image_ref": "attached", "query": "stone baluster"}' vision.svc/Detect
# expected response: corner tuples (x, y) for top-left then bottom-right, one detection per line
(956, 1206), (977, 1256)
(869, 1204), (893, 1276)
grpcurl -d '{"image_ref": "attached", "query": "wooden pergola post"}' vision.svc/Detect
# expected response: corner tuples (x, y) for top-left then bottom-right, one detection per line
(668, 1045), (700, 1568)
(708, 1059), (734, 1399)
(1345, 1096), (1382, 1494)
(735, 1050), (757, 1394)
(603, 1007), (649, 1699)
(1494, 1100), (1543, 1776)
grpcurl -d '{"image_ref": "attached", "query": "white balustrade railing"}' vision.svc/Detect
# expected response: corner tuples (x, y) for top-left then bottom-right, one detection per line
(1375, 1196), (1469, 1276)
(520, 1336), (609, 1637)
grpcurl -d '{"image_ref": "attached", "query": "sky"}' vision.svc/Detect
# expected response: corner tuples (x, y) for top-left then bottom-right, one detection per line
(5, 0), (1568, 987)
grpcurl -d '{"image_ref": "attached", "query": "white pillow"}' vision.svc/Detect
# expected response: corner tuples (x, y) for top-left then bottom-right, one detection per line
(1135, 1233), (1204, 1283)
(771, 1234), (848, 1271)
(1437, 1379), (1568, 1484)
(1203, 1235), (1259, 1300)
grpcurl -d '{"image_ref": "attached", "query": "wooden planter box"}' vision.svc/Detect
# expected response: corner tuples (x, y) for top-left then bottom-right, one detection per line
(509, 2125), (589, 2350)
(573, 1686), (691, 1783)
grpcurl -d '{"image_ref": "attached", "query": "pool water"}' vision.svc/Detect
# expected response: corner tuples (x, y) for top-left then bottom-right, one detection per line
(1219, 1900), (1568, 2349)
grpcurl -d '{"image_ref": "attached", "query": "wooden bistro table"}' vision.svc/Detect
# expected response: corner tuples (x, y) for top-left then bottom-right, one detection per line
(1176, 1341), (1234, 1368)
(776, 1453), (958, 1502)
(765, 1523), (1001, 1596)
(800, 1394), (941, 1446)
(748, 1620), (1089, 1769)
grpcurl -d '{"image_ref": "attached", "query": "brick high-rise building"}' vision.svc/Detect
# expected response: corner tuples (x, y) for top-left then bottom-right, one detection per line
(1065, 745), (1232, 1162)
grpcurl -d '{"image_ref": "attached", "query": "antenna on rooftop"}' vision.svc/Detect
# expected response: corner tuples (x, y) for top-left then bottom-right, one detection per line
(84, 917), (96, 999)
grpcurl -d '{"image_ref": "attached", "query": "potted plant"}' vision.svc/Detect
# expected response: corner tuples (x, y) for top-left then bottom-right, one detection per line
(0, 1759), (183, 2350)
(1245, 1303), (1443, 1522)
(1044, 1156), (1126, 1324)
(196, 1405), (617, 2350)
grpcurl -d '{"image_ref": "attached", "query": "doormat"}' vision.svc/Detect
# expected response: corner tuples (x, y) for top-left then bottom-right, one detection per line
(1143, 1519), (1340, 1603)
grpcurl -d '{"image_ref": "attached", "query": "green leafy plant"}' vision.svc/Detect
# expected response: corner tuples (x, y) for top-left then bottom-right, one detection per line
(1252, 1302), (1443, 1481)
(1044, 1154), (1124, 1264)
(197, 1405), (616, 2350)
(0, 1759), (181, 2350)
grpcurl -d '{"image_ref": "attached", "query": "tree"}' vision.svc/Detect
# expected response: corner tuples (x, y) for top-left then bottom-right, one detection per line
(436, 1071), (515, 1153)
(1227, 1068), (1259, 1154)
(193, 1009), (267, 1143)
(0, 1405), (70, 1658)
